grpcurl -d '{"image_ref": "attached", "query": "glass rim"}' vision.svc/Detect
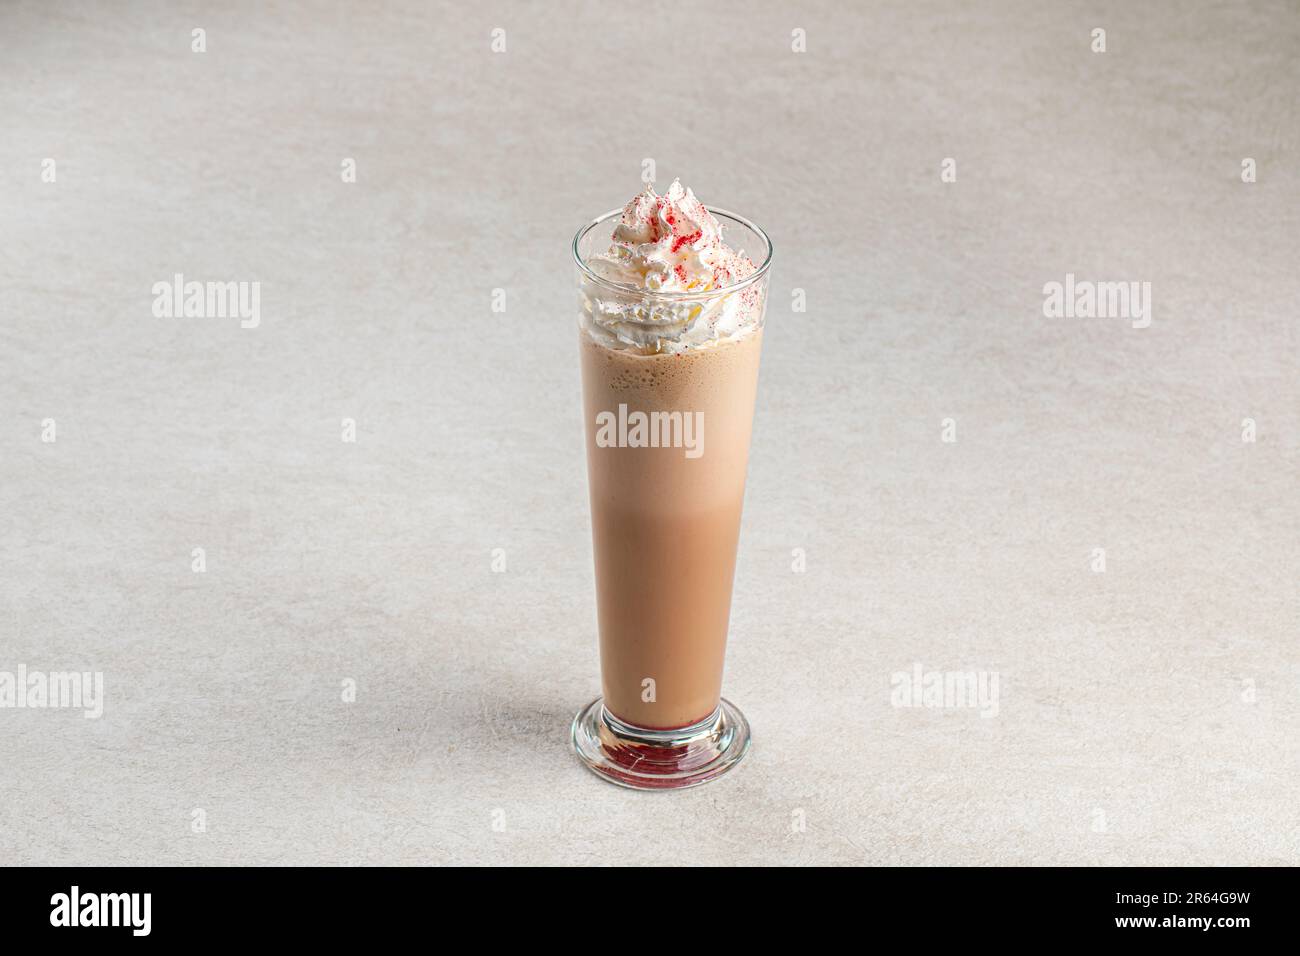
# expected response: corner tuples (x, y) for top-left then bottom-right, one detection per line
(571, 204), (774, 300)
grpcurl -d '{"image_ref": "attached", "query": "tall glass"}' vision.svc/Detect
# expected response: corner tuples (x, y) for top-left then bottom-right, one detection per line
(570, 206), (772, 789)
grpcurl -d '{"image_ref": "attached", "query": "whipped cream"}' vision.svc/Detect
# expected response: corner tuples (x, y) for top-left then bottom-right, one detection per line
(579, 180), (764, 353)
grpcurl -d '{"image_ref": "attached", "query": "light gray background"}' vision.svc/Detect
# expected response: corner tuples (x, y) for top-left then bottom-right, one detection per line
(2, 1), (1297, 866)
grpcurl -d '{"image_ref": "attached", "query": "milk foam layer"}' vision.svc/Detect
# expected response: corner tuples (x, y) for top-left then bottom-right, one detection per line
(580, 181), (764, 353)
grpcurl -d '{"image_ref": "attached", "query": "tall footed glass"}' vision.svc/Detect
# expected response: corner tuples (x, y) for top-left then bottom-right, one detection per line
(571, 206), (772, 789)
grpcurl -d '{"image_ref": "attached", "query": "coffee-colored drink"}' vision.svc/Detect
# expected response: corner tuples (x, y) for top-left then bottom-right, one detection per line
(580, 328), (763, 728)
(571, 180), (771, 789)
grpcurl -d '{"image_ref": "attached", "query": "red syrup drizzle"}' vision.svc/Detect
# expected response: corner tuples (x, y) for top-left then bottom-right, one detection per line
(671, 230), (702, 253)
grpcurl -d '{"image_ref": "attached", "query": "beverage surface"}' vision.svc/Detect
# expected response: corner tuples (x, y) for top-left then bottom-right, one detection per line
(580, 180), (764, 353)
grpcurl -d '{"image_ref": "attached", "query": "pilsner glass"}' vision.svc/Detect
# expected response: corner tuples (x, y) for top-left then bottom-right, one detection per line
(570, 206), (772, 789)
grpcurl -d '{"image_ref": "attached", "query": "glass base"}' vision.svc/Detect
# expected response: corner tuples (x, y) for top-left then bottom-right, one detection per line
(571, 697), (751, 790)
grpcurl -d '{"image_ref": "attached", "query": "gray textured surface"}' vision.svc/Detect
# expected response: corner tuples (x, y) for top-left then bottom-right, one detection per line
(2, 1), (1297, 866)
